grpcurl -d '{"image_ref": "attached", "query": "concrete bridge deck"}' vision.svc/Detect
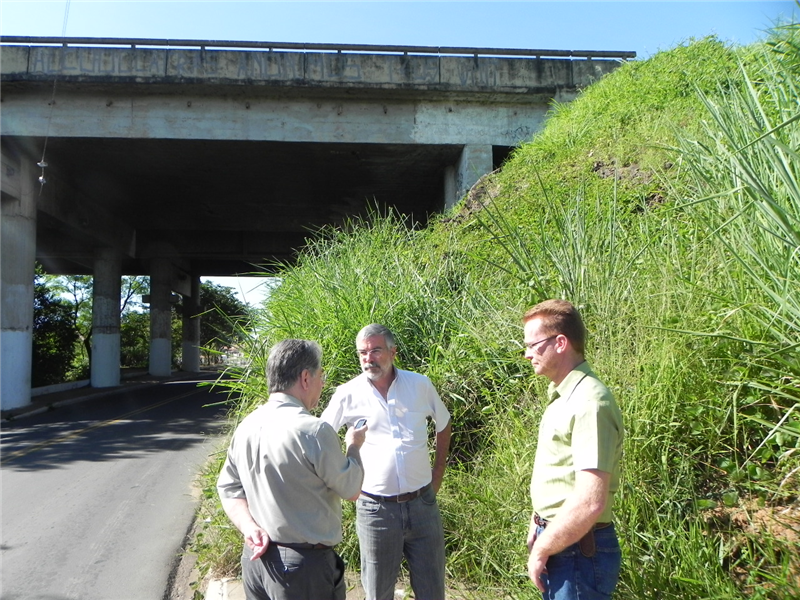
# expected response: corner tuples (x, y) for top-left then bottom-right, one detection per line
(0, 37), (633, 411)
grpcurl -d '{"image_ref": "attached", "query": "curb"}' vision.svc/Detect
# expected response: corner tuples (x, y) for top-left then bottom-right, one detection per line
(204, 579), (245, 600)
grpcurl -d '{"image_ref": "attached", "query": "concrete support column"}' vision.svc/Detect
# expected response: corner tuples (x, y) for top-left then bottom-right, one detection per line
(445, 144), (494, 210)
(443, 165), (456, 213)
(1, 155), (36, 411)
(148, 258), (173, 377)
(90, 248), (121, 388)
(181, 276), (201, 373)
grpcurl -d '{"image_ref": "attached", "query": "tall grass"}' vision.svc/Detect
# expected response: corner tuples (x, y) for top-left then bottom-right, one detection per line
(675, 32), (800, 506)
(194, 29), (800, 600)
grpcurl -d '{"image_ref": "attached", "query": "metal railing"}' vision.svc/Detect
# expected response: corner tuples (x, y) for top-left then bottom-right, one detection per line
(0, 36), (636, 60)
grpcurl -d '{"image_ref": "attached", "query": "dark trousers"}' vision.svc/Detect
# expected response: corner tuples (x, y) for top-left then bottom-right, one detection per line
(241, 543), (346, 600)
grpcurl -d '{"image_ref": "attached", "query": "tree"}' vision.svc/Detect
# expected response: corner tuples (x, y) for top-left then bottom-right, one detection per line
(198, 282), (251, 365)
(32, 266), (79, 386)
(120, 310), (150, 368)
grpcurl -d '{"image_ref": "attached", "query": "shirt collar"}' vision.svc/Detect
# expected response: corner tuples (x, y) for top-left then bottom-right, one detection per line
(268, 391), (308, 412)
(548, 360), (592, 402)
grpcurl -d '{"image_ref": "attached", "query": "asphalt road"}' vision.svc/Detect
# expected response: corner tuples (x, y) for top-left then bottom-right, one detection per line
(0, 376), (232, 600)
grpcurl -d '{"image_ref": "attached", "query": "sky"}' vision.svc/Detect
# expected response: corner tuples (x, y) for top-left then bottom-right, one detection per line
(2, 0), (796, 304)
(200, 274), (278, 307)
(1, 1), (795, 59)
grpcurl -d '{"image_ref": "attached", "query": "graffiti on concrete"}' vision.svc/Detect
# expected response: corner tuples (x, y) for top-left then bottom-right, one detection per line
(27, 46), (447, 85)
(30, 47), (166, 77)
(502, 125), (533, 142)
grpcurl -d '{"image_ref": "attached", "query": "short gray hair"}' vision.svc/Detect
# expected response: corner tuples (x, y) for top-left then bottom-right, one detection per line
(267, 339), (322, 393)
(356, 324), (396, 349)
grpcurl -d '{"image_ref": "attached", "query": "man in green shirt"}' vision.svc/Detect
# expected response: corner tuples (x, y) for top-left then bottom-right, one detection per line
(523, 299), (624, 600)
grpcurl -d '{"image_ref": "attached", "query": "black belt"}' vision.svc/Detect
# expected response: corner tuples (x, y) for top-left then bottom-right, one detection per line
(361, 483), (430, 503)
(533, 513), (611, 530)
(272, 541), (332, 550)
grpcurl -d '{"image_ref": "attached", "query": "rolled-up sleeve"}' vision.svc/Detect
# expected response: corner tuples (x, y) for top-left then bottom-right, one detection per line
(217, 445), (246, 500)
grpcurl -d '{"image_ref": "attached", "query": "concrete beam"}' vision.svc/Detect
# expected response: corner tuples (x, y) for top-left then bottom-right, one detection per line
(34, 167), (136, 258)
(1, 147), (21, 200)
(0, 87), (549, 147)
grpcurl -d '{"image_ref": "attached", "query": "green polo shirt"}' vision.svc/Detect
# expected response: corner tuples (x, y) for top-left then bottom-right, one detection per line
(530, 361), (623, 523)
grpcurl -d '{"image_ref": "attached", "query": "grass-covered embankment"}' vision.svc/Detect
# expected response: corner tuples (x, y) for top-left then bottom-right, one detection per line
(194, 23), (800, 600)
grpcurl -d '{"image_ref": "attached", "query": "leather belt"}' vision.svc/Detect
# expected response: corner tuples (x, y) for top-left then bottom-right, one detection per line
(533, 513), (611, 530)
(273, 541), (331, 550)
(361, 483), (430, 503)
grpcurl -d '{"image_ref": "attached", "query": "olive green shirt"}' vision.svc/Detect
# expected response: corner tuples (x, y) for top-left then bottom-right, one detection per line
(530, 361), (623, 523)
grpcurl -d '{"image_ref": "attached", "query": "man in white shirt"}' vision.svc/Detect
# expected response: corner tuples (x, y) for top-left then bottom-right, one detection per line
(321, 324), (452, 600)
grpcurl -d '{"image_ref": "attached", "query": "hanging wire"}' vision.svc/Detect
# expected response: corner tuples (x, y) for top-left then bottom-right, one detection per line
(38, 0), (71, 194)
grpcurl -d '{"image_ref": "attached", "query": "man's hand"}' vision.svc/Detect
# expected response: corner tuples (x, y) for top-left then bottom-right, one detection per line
(243, 524), (271, 560)
(221, 497), (271, 560)
(527, 547), (548, 593)
(345, 422), (367, 449)
(525, 470), (611, 593)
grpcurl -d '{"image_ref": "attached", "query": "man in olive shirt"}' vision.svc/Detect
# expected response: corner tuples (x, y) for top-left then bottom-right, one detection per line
(522, 300), (624, 600)
(217, 339), (366, 600)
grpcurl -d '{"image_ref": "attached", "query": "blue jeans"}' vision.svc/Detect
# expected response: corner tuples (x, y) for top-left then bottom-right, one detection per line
(356, 485), (446, 600)
(241, 544), (346, 600)
(535, 523), (621, 600)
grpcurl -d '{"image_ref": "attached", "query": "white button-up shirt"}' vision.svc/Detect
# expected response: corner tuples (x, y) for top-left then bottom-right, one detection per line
(321, 368), (450, 496)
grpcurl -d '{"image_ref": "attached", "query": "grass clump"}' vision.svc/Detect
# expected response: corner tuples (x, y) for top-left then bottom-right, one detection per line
(194, 24), (800, 600)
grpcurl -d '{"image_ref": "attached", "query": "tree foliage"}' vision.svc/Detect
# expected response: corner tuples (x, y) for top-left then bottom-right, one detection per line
(32, 266), (79, 386)
(31, 272), (252, 377)
(198, 282), (251, 364)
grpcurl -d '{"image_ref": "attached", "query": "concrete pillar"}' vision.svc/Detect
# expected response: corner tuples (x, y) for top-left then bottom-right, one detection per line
(181, 275), (201, 373)
(90, 248), (121, 388)
(1, 154), (36, 411)
(446, 144), (494, 210)
(443, 165), (456, 213)
(148, 258), (172, 377)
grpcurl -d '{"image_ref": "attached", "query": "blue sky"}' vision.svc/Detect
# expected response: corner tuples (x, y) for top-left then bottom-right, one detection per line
(2, 1), (796, 304)
(1, 1), (796, 59)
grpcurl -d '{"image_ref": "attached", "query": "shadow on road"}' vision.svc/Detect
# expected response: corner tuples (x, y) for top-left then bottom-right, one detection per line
(1, 374), (236, 472)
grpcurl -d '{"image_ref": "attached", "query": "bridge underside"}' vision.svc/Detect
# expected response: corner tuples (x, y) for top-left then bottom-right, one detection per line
(12, 135), (510, 276)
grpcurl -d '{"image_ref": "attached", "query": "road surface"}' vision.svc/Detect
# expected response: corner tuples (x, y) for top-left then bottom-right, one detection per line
(1, 376), (231, 600)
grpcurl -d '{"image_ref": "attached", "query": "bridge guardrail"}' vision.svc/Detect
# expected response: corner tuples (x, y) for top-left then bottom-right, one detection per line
(0, 36), (636, 60)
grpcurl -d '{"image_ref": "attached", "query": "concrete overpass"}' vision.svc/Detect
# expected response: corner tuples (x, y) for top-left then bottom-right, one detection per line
(0, 37), (634, 411)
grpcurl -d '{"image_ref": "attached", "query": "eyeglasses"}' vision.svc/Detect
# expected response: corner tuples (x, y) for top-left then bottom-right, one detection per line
(357, 347), (385, 358)
(524, 335), (557, 351)
(319, 369), (327, 384)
